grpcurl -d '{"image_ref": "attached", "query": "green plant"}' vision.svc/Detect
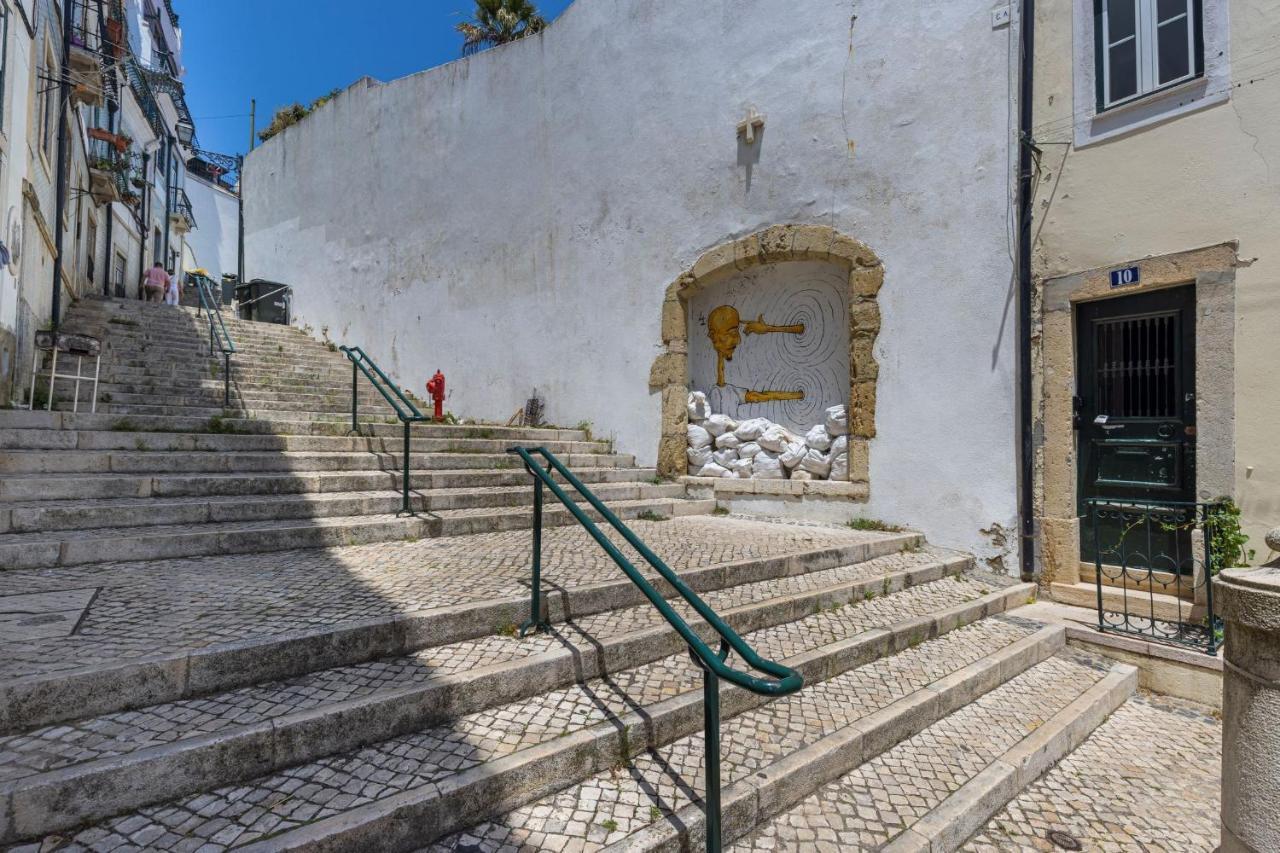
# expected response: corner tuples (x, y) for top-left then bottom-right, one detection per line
(649, 806), (662, 821)
(456, 0), (547, 55)
(100, 392), (112, 403)
(846, 518), (903, 533)
(496, 621), (519, 638)
(207, 415), (249, 435)
(711, 506), (730, 517)
(863, 590), (875, 601)
(1206, 498), (1254, 572)
(110, 418), (138, 431)
(600, 819), (618, 833)
(636, 510), (668, 522)
(258, 88), (341, 143)
(575, 420), (593, 441)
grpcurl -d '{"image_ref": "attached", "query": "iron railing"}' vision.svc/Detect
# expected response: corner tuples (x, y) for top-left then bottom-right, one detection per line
(169, 186), (196, 230)
(338, 346), (425, 515)
(508, 446), (803, 852)
(1086, 498), (1226, 654)
(193, 274), (235, 407)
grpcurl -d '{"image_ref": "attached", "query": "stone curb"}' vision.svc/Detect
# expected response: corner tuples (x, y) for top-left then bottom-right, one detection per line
(0, 535), (922, 733)
(598, 618), (1061, 853)
(0, 554), (970, 842)
(879, 661), (1137, 853)
(231, 586), (1042, 853)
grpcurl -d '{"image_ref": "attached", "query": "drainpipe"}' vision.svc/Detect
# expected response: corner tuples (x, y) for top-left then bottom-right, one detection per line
(1017, 0), (1037, 582)
(236, 155), (245, 285)
(102, 98), (117, 296)
(162, 135), (174, 271)
(137, 151), (150, 297)
(49, 0), (75, 326)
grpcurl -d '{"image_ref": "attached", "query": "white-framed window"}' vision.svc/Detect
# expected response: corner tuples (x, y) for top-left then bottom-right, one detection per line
(112, 249), (126, 297)
(1096, 0), (1203, 110)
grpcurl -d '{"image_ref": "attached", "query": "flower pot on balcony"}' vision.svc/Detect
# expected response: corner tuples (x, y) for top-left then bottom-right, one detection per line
(89, 170), (122, 206)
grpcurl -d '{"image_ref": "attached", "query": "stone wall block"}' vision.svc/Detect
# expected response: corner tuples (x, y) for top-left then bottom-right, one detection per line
(851, 381), (877, 439)
(851, 336), (878, 381)
(850, 299), (881, 336)
(851, 265), (885, 298)
(648, 352), (687, 389)
(757, 224), (796, 261)
(660, 298), (685, 345)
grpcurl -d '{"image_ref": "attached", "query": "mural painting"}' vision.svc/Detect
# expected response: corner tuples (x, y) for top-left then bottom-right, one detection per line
(687, 261), (852, 481)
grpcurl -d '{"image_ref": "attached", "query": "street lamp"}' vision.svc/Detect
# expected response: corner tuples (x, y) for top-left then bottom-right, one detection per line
(176, 119), (194, 146)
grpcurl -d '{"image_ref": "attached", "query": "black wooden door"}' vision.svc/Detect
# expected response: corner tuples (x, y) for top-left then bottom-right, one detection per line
(1076, 285), (1196, 567)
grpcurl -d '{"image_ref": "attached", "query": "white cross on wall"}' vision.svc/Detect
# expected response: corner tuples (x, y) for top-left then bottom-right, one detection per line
(737, 108), (766, 145)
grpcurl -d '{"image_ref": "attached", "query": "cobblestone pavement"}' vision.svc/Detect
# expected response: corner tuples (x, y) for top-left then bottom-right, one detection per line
(0, 517), (883, 682)
(728, 651), (1112, 851)
(0, 548), (955, 783)
(426, 615), (1054, 853)
(14, 586), (1025, 852)
(963, 692), (1221, 852)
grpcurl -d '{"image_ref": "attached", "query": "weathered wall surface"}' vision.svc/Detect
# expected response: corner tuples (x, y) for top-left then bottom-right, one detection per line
(186, 176), (239, 282)
(243, 0), (1021, 562)
(1032, 0), (1280, 557)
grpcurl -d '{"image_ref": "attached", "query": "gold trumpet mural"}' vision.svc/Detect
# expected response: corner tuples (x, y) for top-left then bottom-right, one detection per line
(706, 304), (805, 401)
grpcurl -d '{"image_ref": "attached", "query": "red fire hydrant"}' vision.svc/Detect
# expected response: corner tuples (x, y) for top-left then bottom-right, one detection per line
(426, 370), (446, 422)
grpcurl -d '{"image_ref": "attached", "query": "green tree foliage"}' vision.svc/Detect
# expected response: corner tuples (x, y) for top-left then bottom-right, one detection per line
(258, 89), (341, 143)
(456, 0), (546, 56)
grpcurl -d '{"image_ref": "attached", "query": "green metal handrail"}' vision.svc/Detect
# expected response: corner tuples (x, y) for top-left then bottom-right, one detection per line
(508, 446), (803, 852)
(339, 345), (425, 515)
(193, 275), (235, 407)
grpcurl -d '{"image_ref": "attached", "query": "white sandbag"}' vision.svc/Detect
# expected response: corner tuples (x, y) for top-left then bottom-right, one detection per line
(687, 423), (712, 450)
(830, 435), (848, 458)
(698, 461), (734, 478)
(737, 441), (763, 460)
(799, 448), (832, 477)
(704, 413), (738, 437)
(780, 440), (807, 469)
(715, 432), (742, 451)
(804, 424), (832, 452)
(825, 404), (849, 437)
(687, 392), (709, 422)
(790, 469), (813, 482)
(757, 424), (793, 452)
(713, 448), (738, 468)
(734, 417), (772, 441)
(687, 445), (713, 469)
(728, 458), (754, 478)
(830, 451), (849, 480)
(752, 451), (785, 479)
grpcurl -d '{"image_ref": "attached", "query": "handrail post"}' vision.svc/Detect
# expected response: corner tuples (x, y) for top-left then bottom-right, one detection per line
(702, 663), (722, 853)
(350, 359), (359, 435)
(223, 352), (230, 408)
(400, 419), (412, 516)
(520, 469), (547, 636)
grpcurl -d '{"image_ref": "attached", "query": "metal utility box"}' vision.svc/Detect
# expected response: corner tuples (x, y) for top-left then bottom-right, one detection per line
(235, 279), (292, 325)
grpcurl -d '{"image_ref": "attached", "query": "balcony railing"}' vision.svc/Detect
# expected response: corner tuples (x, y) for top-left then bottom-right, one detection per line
(169, 186), (196, 232)
(86, 134), (129, 205)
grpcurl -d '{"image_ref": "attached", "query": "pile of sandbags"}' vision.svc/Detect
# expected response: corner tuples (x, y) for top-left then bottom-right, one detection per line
(686, 392), (849, 481)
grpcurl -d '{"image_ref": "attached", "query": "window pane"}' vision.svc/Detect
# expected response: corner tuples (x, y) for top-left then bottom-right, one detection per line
(1107, 0), (1137, 42)
(1158, 15), (1191, 82)
(1157, 0), (1189, 23)
(1109, 40), (1139, 102)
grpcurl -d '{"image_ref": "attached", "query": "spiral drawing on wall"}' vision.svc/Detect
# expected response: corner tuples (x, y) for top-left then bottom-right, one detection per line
(690, 261), (850, 434)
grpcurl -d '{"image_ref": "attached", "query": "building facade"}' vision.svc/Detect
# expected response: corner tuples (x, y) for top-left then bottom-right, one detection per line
(243, 0), (1025, 564)
(1031, 0), (1280, 594)
(0, 0), (199, 405)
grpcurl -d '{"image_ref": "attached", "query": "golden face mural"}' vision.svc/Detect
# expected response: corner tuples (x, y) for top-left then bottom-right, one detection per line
(706, 303), (806, 402)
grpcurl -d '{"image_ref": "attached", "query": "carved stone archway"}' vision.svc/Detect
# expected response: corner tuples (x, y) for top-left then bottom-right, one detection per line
(649, 224), (883, 491)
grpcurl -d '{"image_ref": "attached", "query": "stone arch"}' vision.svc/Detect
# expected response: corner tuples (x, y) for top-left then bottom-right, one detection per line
(649, 224), (883, 491)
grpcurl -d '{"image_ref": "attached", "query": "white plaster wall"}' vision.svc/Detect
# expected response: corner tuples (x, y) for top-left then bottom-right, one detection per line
(244, 0), (1021, 563)
(185, 175), (238, 280)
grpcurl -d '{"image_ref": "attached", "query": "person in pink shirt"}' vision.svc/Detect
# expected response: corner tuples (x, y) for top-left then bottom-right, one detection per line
(143, 263), (170, 303)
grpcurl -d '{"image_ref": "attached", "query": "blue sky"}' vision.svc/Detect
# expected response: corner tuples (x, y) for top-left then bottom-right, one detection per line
(178, 0), (574, 158)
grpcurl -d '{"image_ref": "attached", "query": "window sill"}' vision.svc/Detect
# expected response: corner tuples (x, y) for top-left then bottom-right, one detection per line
(1078, 77), (1227, 148)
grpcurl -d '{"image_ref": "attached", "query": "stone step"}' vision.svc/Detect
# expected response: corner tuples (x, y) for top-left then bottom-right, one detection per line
(0, 410), (589, 442)
(0, 428), (606, 455)
(0, 481), (685, 534)
(100, 383), (397, 407)
(0, 527), (924, 733)
(0, 576), (1036, 847)
(1049, 581), (1206, 624)
(439, 647), (1132, 853)
(964, 692), (1221, 851)
(94, 402), (413, 420)
(0, 496), (711, 570)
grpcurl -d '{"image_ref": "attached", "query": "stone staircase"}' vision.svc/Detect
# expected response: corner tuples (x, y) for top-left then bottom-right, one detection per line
(0, 296), (705, 570)
(0, 297), (1215, 851)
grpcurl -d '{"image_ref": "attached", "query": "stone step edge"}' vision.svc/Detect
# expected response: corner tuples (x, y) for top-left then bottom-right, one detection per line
(0, 496), (711, 572)
(606, 644), (1134, 853)
(224, 591), (1048, 853)
(880, 663), (1137, 853)
(0, 534), (924, 732)
(0, 560), (1003, 843)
